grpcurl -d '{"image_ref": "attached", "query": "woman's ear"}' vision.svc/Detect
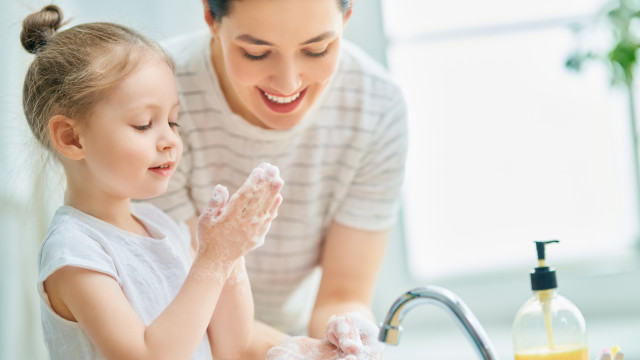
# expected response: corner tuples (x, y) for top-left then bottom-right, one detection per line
(202, 0), (222, 42)
(343, 0), (354, 27)
(48, 115), (85, 160)
(202, 0), (214, 27)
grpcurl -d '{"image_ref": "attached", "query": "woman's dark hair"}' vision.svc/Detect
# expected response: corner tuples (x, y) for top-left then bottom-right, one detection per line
(206, 0), (352, 22)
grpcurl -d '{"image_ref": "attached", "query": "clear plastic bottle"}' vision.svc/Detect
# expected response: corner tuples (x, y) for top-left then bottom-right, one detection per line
(512, 240), (588, 360)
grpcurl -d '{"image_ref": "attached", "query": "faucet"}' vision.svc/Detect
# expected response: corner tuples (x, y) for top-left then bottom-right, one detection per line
(378, 285), (499, 360)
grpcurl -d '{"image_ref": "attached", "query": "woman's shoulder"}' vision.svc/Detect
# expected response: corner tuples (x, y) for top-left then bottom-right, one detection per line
(160, 29), (210, 70)
(327, 40), (405, 115)
(337, 40), (399, 88)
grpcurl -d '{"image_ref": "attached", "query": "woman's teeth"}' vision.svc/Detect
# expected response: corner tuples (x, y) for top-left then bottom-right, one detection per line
(263, 91), (301, 104)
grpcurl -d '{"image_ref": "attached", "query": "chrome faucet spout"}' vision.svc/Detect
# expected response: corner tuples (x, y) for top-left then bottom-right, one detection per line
(379, 285), (498, 360)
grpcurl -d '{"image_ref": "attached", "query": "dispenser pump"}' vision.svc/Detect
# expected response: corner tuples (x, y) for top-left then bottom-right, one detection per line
(530, 240), (558, 291)
(513, 240), (589, 359)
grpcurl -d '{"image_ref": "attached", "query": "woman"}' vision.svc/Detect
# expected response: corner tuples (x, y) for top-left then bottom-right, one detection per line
(149, 0), (408, 358)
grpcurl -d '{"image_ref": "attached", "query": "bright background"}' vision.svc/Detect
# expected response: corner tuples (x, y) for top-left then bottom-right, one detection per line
(1, 1), (639, 359)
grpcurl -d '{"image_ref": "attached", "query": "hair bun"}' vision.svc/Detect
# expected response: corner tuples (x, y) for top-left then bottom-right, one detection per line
(20, 5), (64, 54)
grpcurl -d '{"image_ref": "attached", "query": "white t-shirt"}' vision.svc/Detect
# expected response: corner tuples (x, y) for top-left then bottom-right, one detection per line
(149, 31), (408, 334)
(37, 203), (212, 360)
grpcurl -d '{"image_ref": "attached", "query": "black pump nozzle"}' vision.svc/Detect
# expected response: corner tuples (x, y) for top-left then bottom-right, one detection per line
(530, 240), (559, 291)
(535, 240), (559, 262)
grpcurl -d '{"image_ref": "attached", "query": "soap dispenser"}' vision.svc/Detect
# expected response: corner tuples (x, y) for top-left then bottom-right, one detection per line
(512, 240), (588, 360)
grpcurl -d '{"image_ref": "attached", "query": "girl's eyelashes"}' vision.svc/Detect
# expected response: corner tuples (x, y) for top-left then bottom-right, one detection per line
(132, 120), (179, 131)
(133, 122), (152, 131)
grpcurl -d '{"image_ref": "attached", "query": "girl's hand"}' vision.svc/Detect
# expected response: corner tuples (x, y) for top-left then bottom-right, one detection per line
(325, 312), (384, 360)
(195, 163), (283, 273)
(266, 337), (357, 360)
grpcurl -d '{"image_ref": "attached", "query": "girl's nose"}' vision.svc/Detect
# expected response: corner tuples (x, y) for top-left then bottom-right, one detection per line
(157, 123), (180, 151)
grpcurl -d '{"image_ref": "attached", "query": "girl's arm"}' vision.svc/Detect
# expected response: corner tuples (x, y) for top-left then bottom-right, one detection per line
(44, 248), (232, 360)
(206, 257), (254, 359)
(45, 165), (283, 360)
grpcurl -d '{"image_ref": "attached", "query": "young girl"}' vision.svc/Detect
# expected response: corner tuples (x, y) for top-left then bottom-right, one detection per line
(21, 5), (283, 360)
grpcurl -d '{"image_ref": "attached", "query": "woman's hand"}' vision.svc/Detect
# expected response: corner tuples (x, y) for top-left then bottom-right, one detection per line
(266, 336), (357, 360)
(325, 312), (384, 360)
(195, 163), (283, 275)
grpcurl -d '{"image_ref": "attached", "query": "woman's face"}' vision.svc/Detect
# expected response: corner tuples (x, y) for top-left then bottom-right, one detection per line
(209, 0), (349, 130)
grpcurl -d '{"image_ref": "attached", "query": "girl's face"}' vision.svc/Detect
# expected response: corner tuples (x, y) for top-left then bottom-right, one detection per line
(78, 59), (182, 200)
(210, 0), (349, 130)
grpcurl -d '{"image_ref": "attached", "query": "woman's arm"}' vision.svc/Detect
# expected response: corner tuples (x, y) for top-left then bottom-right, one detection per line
(240, 320), (290, 360)
(262, 222), (389, 360)
(309, 221), (389, 337)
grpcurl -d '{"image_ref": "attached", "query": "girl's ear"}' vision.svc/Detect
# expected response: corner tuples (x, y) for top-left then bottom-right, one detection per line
(48, 115), (85, 160)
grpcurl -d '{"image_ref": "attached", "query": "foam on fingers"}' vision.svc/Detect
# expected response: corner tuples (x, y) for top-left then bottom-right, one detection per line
(325, 312), (384, 359)
(326, 315), (364, 355)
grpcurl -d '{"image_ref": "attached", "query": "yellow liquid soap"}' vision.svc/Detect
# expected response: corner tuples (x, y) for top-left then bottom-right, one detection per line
(514, 345), (589, 360)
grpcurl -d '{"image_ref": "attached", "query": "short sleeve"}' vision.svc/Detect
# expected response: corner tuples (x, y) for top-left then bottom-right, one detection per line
(334, 90), (409, 231)
(37, 226), (119, 305)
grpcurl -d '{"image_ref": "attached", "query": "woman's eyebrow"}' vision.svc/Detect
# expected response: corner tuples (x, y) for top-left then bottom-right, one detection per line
(235, 31), (337, 46)
(300, 31), (336, 45)
(236, 34), (272, 46)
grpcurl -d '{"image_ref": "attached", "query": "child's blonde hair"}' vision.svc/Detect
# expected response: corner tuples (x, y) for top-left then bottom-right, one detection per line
(21, 5), (175, 152)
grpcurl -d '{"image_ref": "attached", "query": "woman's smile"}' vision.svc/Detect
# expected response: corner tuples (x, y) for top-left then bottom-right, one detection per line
(258, 87), (307, 113)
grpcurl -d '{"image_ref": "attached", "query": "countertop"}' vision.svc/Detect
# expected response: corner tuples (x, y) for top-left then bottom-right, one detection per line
(380, 315), (639, 359)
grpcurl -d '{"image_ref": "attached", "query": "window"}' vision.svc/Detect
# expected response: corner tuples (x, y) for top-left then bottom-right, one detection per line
(382, 0), (639, 280)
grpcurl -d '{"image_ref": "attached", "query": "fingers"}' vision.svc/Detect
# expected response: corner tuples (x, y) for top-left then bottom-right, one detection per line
(326, 312), (385, 359)
(207, 184), (229, 217)
(197, 184), (229, 229)
(267, 337), (347, 360)
(225, 163), (283, 220)
(338, 356), (358, 360)
(326, 315), (364, 355)
(196, 163), (284, 260)
(345, 312), (380, 345)
(247, 163), (284, 216)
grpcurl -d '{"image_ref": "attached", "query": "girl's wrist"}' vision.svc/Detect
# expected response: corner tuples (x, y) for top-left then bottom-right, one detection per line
(226, 257), (248, 286)
(190, 249), (235, 282)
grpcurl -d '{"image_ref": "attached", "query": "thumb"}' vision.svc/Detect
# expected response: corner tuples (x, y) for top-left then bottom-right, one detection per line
(207, 184), (229, 218)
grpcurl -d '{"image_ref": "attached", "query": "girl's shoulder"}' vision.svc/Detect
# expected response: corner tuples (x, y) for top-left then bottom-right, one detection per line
(38, 206), (121, 283)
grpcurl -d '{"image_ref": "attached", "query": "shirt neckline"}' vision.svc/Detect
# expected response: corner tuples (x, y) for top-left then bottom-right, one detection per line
(59, 204), (167, 242)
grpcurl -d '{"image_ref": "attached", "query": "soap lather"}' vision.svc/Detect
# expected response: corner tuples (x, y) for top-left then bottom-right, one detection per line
(512, 240), (589, 360)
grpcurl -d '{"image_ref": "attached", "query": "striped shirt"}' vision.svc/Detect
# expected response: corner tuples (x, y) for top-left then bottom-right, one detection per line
(148, 31), (408, 334)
